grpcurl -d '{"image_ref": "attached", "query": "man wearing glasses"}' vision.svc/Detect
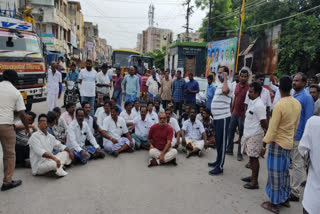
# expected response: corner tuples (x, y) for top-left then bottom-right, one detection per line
(147, 112), (177, 167)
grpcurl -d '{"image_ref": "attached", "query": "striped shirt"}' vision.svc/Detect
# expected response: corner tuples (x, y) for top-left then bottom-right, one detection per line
(211, 81), (233, 120)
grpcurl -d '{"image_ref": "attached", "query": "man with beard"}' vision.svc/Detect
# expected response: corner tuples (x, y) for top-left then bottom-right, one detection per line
(102, 107), (135, 157)
(226, 69), (249, 161)
(79, 59), (97, 116)
(208, 66), (233, 175)
(66, 108), (105, 164)
(289, 72), (314, 202)
(181, 108), (207, 158)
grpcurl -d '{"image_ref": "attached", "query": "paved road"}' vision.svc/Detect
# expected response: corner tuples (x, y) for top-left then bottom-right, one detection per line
(0, 100), (304, 214)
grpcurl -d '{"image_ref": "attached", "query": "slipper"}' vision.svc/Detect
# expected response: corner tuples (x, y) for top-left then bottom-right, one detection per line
(261, 201), (279, 214)
(280, 200), (291, 208)
(243, 182), (259, 189)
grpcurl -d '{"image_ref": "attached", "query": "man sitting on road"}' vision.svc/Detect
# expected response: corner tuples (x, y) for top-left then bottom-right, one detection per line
(147, 112), (177, 167)
(66, 108), (105, 164)
(15, 111), (37, 168)
(165, 108), (180, 149)
(111, 97), (122, 115)
(132, 106), (152, 150)
(153, 100), (164, 114)
(132, 99), (140, 115)
(120, 101), (138, 133)
(146, 101), (158, 126)
(181, 108), (207, 158)
(82, 102), (109, 147)
(95, 100), (112, 127)
(102, 107), (135, 157)
(29, 114), (74, 177)
(61, 102), (75, 126)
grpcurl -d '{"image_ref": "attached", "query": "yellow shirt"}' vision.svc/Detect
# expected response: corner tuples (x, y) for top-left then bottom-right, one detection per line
(263, 96), (301, 150)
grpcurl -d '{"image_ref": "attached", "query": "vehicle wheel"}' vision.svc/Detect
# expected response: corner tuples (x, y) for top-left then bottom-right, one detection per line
(26, 103), (32, 111)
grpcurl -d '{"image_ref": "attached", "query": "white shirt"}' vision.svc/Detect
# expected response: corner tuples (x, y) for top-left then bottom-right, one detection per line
(146, 76), (160, 96)
(84, 115), (94, 133)
(79, 68), (97, 97)
(107, 68), (114, 78)
(243, 97), (266, 137)
(120, 110), (138, 124)
(169, 117), (180, 140)
(182, 119), (205, 141)
(232, 81), (237, 97)
(94, 107), (104, 118)
(196, 113), (203, 121)
(299, 116), (320, 214)
(132, 107), (140, 115)
(29, 130), (66, 175)
(47, 69), (62, 95)
(96, 71), (110, 94)
(133, 115), (152, 137)
(153, 106), (164, 114)
(211, 81), (233, 120)
(96, 109), (111, 127)
(66, 120), (99, 152)
(102, 116), (128, 141)
(146, 111), (158, 125)
(0, 81), (26, 124)
(245, 87), (271, 107)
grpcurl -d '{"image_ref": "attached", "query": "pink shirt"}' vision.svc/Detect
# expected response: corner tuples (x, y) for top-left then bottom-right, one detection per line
(61, 111), (75, 126)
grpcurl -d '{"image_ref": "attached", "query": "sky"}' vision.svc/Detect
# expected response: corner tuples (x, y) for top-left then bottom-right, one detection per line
(78, 0), (208, 49)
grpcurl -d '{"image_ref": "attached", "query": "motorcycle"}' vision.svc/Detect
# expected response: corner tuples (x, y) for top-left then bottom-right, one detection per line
(64, 81), (80, 106)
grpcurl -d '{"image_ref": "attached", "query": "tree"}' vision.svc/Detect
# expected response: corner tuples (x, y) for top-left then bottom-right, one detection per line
(196, 0), (320, 75)
(145, 46), (166, 70)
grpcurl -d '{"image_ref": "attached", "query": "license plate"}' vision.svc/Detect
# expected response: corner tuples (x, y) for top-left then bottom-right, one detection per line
(21, 91), (27, 104)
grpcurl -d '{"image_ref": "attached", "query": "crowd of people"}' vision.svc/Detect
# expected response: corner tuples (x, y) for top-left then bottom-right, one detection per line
(0, 62), (320, 214)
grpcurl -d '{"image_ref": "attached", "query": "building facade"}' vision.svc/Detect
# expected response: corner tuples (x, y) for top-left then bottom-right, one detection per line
(177, 32), (203, 43)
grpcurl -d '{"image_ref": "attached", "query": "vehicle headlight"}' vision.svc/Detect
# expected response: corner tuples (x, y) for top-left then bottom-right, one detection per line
(38, 78), (44, 84)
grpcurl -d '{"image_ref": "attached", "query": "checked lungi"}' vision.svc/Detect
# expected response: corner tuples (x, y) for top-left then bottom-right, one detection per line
(266, 142), (291, 204)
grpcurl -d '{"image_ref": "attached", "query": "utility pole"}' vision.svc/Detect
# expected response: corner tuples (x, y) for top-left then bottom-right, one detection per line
(235, 0), (246, 73)
(207, 0), (213, 42)
(182, 0), (194, 42)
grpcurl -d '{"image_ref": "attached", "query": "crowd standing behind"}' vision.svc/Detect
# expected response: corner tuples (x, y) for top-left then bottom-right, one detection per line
(1, 65), (320, 214)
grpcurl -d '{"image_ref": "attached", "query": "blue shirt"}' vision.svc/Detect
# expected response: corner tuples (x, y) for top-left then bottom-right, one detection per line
(294, 90), (314, 140)
(172, 78), (185, 102)
(206, 83), (216, 109)
(121, 75), (140, 97)
(64, 70), (79, 87)
(184, 79), (199, 103)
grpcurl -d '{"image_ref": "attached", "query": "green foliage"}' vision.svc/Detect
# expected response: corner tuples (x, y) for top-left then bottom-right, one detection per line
(196, 0), (320, 75)
(145, 46), (166, 70)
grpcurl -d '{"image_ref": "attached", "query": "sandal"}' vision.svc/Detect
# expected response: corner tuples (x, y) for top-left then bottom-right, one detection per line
(261, 201), (279, 214)
(280, 199), (290, 208)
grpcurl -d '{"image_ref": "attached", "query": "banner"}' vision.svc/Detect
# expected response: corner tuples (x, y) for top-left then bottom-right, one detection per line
(206, 37), (237, 79)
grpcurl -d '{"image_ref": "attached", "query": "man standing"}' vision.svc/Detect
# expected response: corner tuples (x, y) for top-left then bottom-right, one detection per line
(132, 106), (152, 150)
(260, 76), (301, 213)
(309, 84), (320, 115)
(113, 67), (123, 106)
(299, 114), (320, 214)
(121, 66), (140, 104)
(146, 70), (161, 102)
(208, 66), (233, 175)
(0, 70), (30, 191)
(181, 108), (207, 158)
(47, 62), (62, 111)
(79, 59), (97, 116)
(226, 69), (249, 161)
(244, 73), (271, 119)
(184, 72), (199, 106)
(147, 112), (177, 167)
(160, 70), (173, 109)
(96, 63), (111, 100)
(66, 108), (105, 164)
(290, 72), (314, 202)
(29, 114), (74, 177)
(206, 75), (216, 110)
(172, 70), (185, 115)
(240, 82), (268, 189)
